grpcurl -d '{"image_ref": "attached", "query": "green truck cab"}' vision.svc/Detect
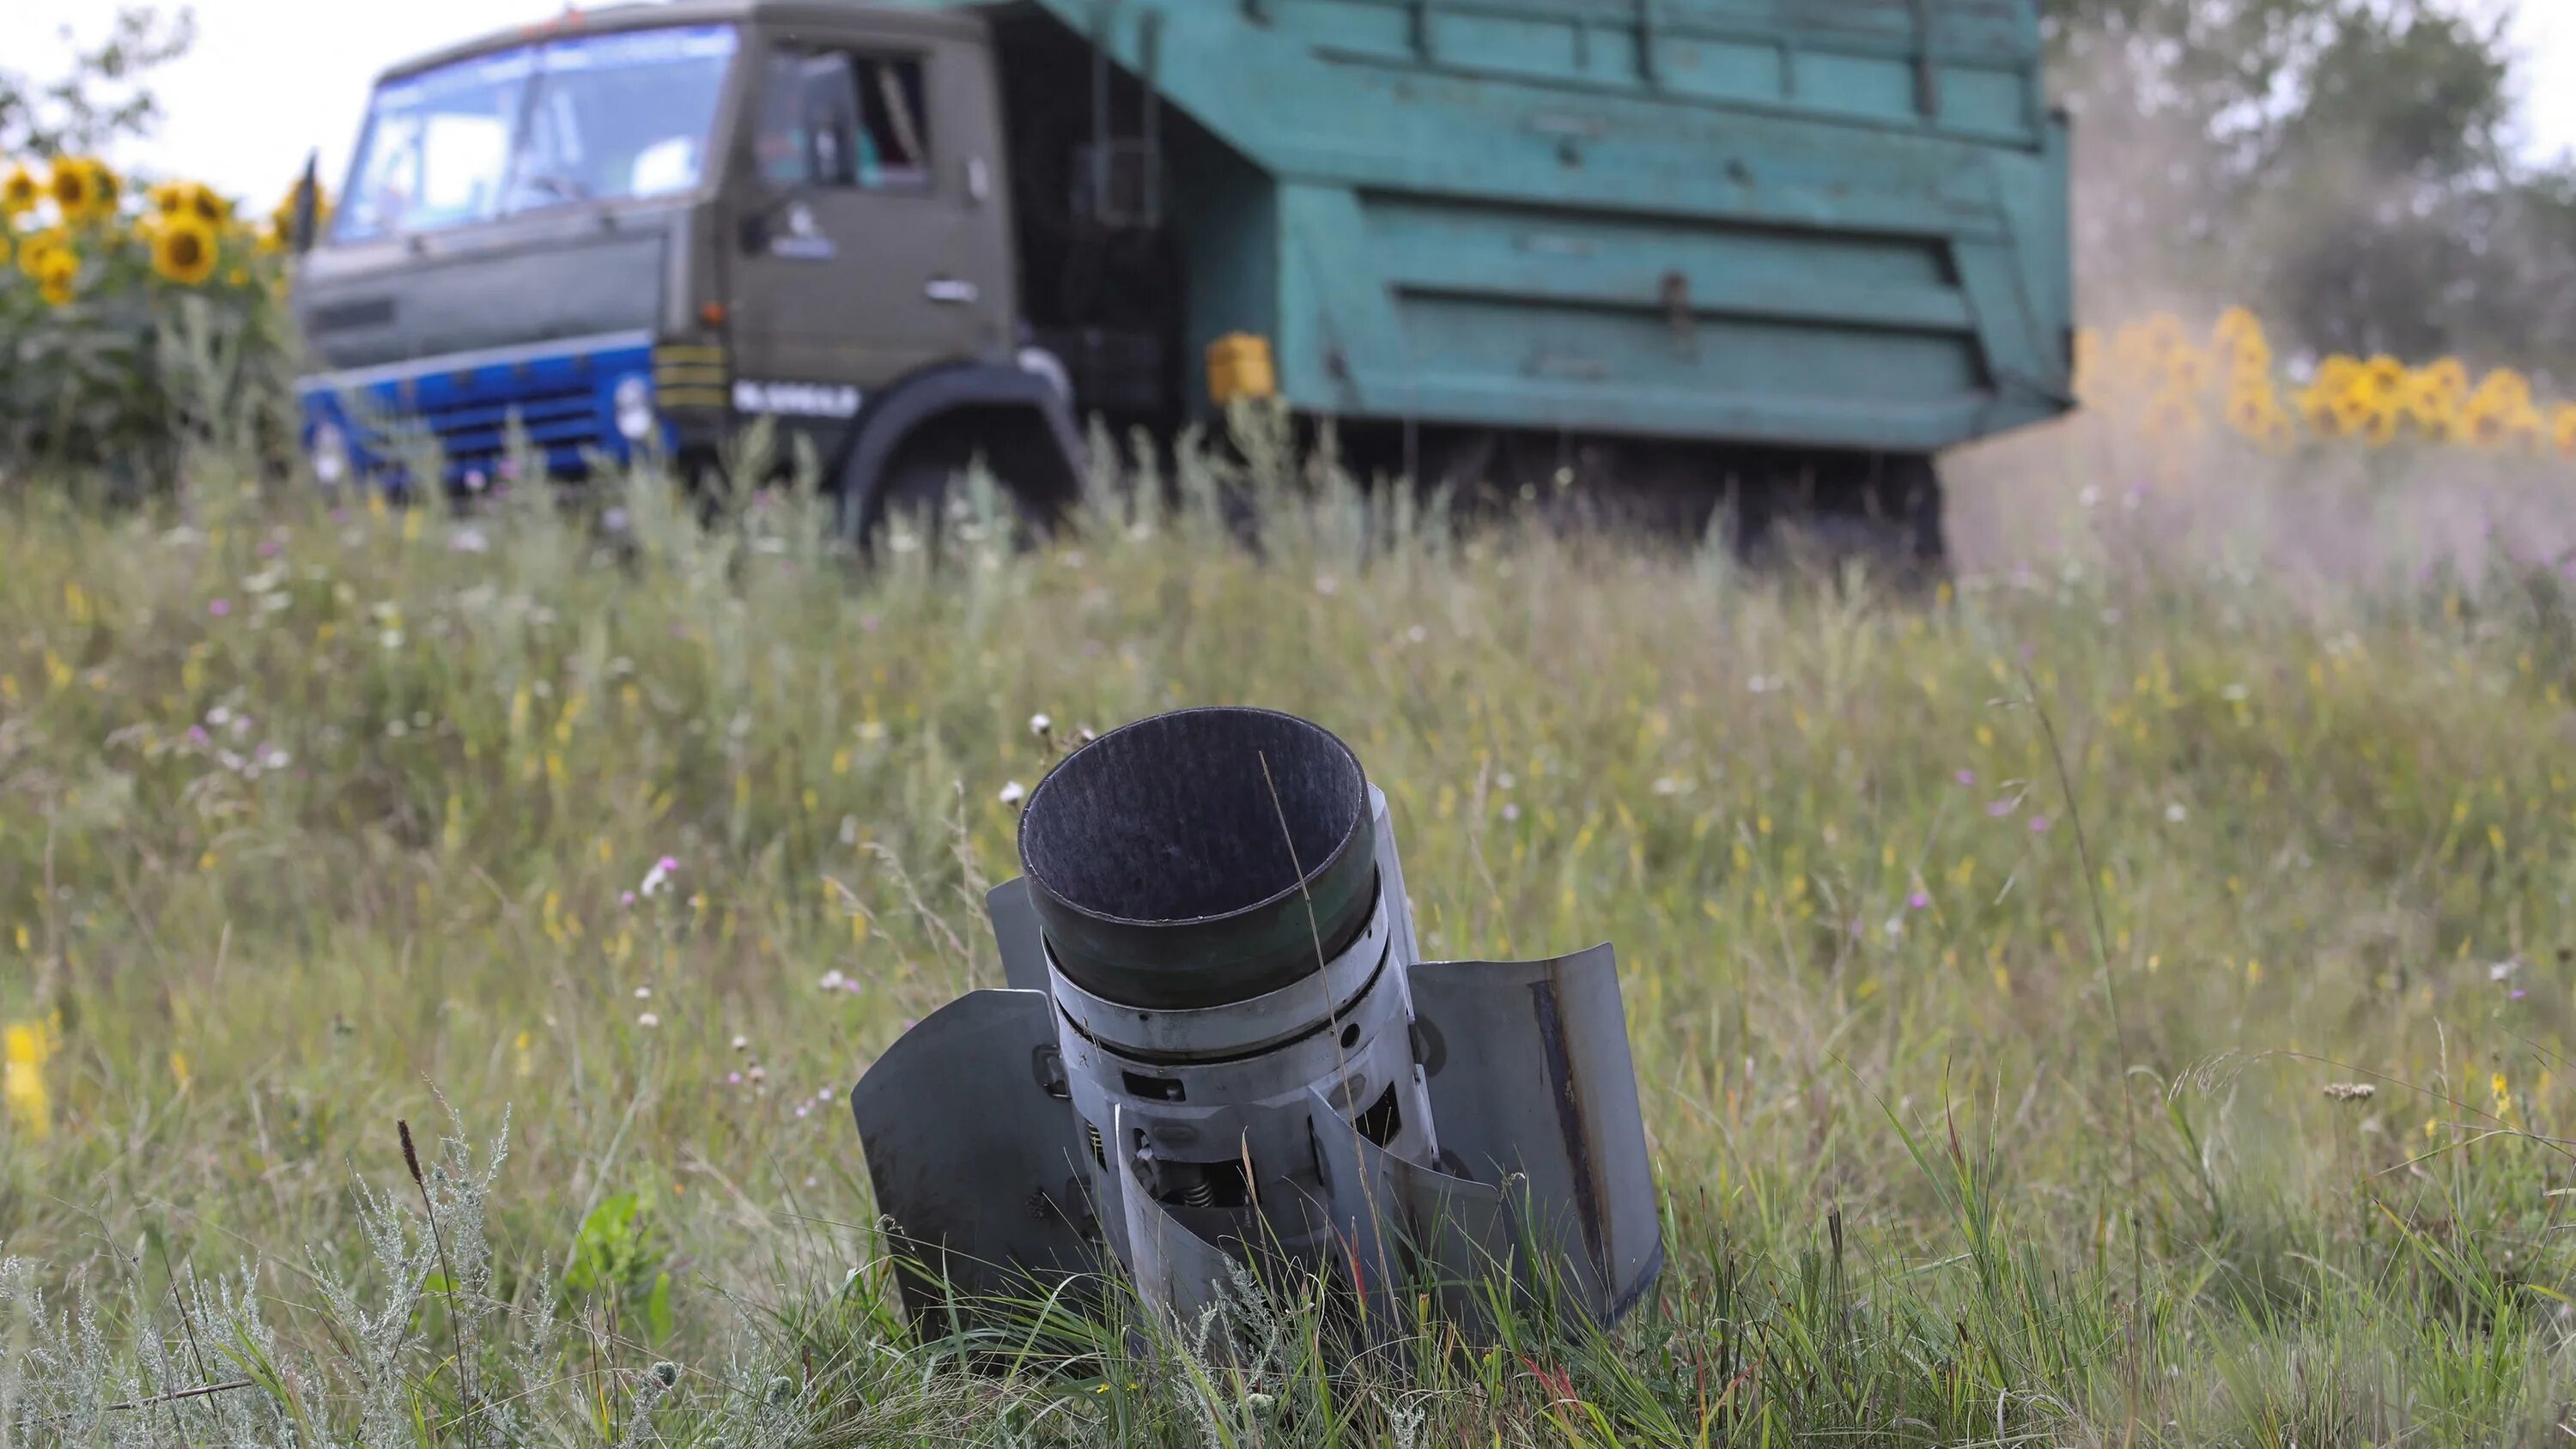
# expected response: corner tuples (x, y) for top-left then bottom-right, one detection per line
(294, 0), (2072, 557)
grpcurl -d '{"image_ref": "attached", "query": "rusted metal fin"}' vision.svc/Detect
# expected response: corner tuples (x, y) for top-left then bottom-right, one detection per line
(1407, 945), (1663, 1326)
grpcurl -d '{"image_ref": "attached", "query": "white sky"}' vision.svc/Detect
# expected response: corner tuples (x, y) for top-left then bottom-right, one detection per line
(3, 0), (2574, 203)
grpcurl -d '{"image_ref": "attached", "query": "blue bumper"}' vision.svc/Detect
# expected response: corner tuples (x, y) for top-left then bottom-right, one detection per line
(296, 330), (669, 489)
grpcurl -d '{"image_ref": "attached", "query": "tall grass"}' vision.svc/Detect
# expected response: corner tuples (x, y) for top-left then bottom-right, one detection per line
(3, 429), (2574, 1444)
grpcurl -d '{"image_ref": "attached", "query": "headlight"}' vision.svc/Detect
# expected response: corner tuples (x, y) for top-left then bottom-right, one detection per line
(308, 421), (350, 486)
(613, 374), (656, 442)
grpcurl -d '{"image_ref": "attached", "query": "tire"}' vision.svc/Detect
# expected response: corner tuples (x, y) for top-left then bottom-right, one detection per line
(1741, 452), (1947, 587)
(843, 452), (960, 552)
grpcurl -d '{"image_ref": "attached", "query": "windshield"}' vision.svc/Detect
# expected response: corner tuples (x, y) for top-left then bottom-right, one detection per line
(337, 24), (738, 243)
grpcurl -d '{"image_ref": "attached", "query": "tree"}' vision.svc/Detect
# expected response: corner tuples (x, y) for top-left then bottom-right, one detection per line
(0, 7), (195, 158)
(2043, 0), (2576, 372)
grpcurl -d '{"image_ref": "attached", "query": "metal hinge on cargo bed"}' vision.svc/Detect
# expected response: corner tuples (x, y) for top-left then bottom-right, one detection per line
(1076, 5), (1164, 229)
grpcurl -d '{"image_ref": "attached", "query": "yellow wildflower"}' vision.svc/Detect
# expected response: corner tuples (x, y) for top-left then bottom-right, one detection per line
(3, 1020), (52, 1141)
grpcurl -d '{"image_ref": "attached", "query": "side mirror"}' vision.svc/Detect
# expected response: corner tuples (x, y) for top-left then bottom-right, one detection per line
(290, 151), (321, 254)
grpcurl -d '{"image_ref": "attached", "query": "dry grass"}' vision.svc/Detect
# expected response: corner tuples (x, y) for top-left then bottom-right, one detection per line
(3, 434), (2575, 1444)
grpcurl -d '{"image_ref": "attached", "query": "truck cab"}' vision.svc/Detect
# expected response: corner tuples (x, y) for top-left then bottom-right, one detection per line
(295, 1), (1081, 532)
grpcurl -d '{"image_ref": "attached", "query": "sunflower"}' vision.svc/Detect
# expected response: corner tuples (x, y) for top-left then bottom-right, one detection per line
(2226, 330), (2274, 380)
(2458, 397), (2511, 449)
(34, 246), (79, 306)
(2359, 355), (2409, 404)
(2328, 390), (2379, 440)
(14, 226), (69, 281)
(150, 214), (221, 286)
(264, 179), (331, 252)
(2138, 312), (2189, 361)
(2224, 384), (2290, 447)
(2472, 367), (2533, 413)
(2418, 358), (2470, 402)
(2294, 382), (2339, 434)
(2163, 345), (2215, 397)
(0, 163), (37, 217)
(2211, 306), (2264, 350)
(2142, 385), (2206, 441)
(2554, 403), (2576, 458)
(2400, 379), (2456, 439)
(46, 156), (118, 226)
(2499, 401), (2546, 452)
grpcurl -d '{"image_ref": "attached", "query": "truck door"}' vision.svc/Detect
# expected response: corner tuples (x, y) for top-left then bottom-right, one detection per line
(726, 29), (1013, 424)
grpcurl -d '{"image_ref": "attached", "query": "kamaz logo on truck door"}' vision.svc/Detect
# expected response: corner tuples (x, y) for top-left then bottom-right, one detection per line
(733, 380), (862, 418)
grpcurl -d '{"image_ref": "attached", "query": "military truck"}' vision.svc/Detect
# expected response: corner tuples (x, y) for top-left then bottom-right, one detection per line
(293, 0), (2072, 559)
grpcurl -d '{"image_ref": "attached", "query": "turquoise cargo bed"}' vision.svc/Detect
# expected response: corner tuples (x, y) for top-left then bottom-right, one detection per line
(954, 0), (2072, 456)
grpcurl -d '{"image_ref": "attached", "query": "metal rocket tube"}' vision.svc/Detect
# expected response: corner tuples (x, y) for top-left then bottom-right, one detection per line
(1017, 707), (1380, 1010)
(848, 706), (1662, 1340)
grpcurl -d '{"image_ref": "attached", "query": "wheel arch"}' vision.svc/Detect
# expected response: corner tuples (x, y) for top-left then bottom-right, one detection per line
(834, 361), (1086, 532)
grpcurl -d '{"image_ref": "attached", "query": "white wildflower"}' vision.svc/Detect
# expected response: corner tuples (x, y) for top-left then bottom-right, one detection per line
(640, 855), (678, 898)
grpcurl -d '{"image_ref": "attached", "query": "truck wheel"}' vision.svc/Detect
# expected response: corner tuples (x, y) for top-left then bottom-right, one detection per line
(838, 421), (1073, 554)
(847, 452), (962, 552)
(1747, 452), (1947, 586)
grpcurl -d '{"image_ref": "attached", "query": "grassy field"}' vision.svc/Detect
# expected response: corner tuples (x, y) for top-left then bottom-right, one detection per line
(5, 437), (2576, 1446)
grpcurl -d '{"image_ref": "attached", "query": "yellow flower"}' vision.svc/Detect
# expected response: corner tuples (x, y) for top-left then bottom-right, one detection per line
(2499, 400), (2546, 452)
(2552, 403), (2576, 458)
(0, 229), (10, 273)
(2163, 345), (2215, 397)
(0, 163), (37, 216)
(2399, 375), (2457, 434)
(2294, 382), (2338, 433)
(47, 156), (118, 225)
(2226, 330), (2274, 380)
(2459, 395), (2517, 450)
(3, 1020), (52, 1142)
(2472, 367), (2533, 412)
(34, 246), (80, 306)
(152, 179), (232, 226)
(2211, 306), (2264, 349)
(2142, 386), (2206, 440)
(2327, 389), (2379, 440)
(2360, 403), (2403, 449)
(15, 226), (70, 281)
(151, 215), (220, 286)
(2225, 385), (2293, 450)
(2357, 355), (2409, 406)
(2418, 358), (2470, 403)
(265, 179), (331, 252)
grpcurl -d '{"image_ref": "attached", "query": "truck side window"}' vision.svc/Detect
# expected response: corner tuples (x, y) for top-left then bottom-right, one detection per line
(756, 48), (930, 193)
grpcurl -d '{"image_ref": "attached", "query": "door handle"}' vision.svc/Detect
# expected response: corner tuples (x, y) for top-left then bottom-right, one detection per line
(925, 278), (980, 305)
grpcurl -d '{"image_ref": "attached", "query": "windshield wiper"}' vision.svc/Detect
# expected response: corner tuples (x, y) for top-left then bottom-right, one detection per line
(519, 172), (592, 203)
